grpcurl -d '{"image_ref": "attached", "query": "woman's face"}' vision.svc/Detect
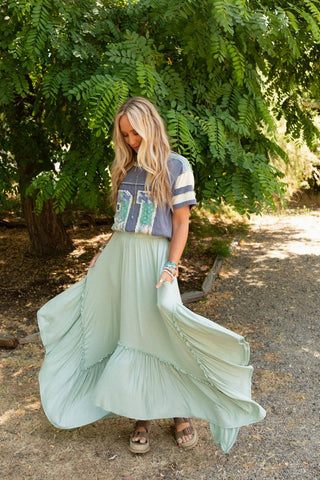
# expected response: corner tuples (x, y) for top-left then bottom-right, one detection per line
(119, 114), (142, 153)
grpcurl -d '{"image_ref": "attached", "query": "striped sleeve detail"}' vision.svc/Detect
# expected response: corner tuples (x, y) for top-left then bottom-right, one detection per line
(169, 153), (197, 210)
(174, 170), (195, 190)
(172, 190), (196, 206)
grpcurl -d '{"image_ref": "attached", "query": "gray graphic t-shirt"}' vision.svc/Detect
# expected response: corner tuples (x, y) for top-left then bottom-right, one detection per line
(111, 152), (197, 239)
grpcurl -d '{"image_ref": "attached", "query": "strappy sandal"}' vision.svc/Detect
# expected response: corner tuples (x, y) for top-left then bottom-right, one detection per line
(129, 420), (151, 454)
(174, 417), (198, 450)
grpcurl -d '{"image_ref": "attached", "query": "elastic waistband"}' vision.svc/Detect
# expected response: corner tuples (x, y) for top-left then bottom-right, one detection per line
(113, 230), (168, 242)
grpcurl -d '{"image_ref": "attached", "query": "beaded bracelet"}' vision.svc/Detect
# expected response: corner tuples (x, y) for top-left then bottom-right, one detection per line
(99, 243), (108, 252)
(163, 261), (179, 277)
(165, 261), (178, 269)
(162, 268), (175, 280)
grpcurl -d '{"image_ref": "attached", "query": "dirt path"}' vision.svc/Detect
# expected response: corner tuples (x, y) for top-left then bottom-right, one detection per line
(1, 211), (320, 479)
(210, 211), (320, 480)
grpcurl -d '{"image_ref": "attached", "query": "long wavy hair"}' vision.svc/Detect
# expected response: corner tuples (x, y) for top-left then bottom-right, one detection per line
(111, 97), (172, 209)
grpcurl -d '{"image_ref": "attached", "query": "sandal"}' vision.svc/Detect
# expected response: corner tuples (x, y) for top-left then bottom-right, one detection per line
(174, 417), (198, 450)
(129, 420), (151, 454)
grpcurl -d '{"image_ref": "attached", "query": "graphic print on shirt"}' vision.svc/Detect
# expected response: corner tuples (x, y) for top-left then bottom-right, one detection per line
(135, 190), (156, 234)
(114, 190), (132, 230)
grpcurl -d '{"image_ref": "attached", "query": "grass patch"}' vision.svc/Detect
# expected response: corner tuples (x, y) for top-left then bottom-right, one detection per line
(187, 204), (249, 259)
(177, 204), (249, 292)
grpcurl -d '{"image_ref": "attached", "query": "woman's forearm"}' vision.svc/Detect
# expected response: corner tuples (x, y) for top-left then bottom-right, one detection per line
(168, 223), (189, 265)
(168, 206), (190, 265)
(155, 206), (190, 288)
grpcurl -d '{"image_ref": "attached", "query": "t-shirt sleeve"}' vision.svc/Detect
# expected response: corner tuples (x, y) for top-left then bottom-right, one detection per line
(171, 157), (197, 210)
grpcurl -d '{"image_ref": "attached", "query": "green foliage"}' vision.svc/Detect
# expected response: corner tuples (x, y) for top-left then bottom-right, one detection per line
(69, 74), (130, 136)
(271, 118), (320, 198)
(25, 171), (56, 215)
(209, 238), (232, 258)
(0, 153), (18, 209)
(1, 0), (320, 221)
(189, 206), (249, 258)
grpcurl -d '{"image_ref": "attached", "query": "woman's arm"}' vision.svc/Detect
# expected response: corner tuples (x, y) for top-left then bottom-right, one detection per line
(156, 205), (190, 288)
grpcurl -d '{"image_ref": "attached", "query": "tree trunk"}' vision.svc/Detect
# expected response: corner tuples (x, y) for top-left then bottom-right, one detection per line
(8, 97), (74, 256)
(23, 196), (74, 256)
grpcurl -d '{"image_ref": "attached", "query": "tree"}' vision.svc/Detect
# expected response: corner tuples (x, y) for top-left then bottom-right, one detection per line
(0, 0), (113, 254)
(1, 0), (320, 255)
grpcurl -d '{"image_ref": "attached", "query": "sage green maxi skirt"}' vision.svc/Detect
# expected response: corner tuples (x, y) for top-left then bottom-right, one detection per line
(38, 231), (265, 453)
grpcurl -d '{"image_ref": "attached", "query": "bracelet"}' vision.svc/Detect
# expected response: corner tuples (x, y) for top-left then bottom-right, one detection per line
(165, 261), (178, 269)
(163, 267), (176, 277)
(162, 268), (175, 280)
(163, 261), (178, 277)
(99, 243), (108, 252)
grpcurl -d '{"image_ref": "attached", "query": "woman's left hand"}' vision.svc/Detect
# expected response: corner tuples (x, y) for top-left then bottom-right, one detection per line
(156, 270), (173, 289)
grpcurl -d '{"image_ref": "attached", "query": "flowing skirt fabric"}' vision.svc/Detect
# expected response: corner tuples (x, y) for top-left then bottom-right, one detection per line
(38, 231), (265, 453)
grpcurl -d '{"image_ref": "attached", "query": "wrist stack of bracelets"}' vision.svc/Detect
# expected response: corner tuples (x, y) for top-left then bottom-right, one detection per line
(162, 261), (179, 280)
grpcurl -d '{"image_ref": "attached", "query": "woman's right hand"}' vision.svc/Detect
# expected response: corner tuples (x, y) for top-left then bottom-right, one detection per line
(88, 252), (101, 269)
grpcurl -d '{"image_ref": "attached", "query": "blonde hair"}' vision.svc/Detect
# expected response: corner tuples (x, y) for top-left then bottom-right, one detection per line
(111, 97), (172, 209)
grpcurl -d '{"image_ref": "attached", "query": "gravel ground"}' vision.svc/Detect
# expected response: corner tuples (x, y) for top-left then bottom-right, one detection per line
(1, 211), (319, 479)
(209, 211), (320, 480)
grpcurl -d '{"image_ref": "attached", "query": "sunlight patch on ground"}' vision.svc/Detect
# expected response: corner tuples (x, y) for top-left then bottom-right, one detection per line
(302, 347), (320, 359)
(13, 367), (25, 378)
(250, 214), (320, 259)
(243, 278), (267, 288)
(257, 244), (320, 259)
(69, 232), (113, 259)
(0, 408), (25, 425)
(70, 247), (86, 258)
(73, 232), (112, 247)
(0, 400), (41, 425)
(25, 401), (41, 411)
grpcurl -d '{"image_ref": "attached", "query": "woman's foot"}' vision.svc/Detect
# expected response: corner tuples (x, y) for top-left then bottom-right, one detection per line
(174, 417), (198, 449)
(129, 420), (151, 454)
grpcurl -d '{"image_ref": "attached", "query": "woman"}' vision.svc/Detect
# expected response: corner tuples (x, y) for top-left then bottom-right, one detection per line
(38, 97), (265, 455)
